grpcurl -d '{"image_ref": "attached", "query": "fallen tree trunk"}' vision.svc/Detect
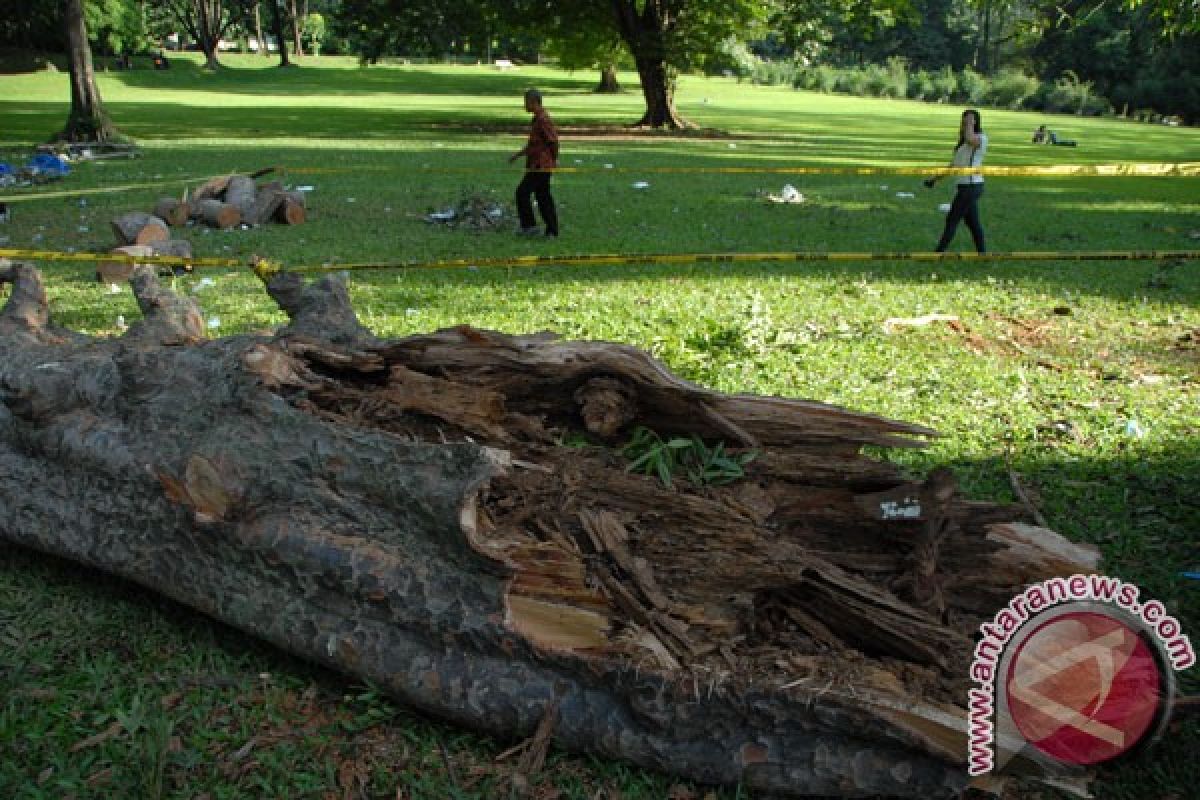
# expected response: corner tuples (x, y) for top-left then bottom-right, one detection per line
(0, 261), (1100, 798)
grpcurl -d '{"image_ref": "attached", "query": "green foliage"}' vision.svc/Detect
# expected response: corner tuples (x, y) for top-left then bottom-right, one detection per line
(985, 68), (1039, 109)
(1039, 69), (1112, 116)
(956, 65), (987, 104)
(622, 427), (756, 488)
(302, 13), (327, 56)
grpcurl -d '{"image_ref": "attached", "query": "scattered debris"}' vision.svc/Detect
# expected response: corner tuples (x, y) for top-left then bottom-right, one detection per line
(761, 184), (805, 204)
(895, 191), (915, 199)
(37, 141), (140, 162)
(882, 313), (959, 334)
(937, 202), (952, 213)
(631, 181), (650, 189)
(424, 191), (510, 232)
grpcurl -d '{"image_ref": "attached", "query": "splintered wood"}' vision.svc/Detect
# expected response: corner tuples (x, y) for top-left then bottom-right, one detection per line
(290, 326), (1100, 707)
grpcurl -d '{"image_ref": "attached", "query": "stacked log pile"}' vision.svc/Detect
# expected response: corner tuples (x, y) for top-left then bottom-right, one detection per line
(98, 171), (305, 283)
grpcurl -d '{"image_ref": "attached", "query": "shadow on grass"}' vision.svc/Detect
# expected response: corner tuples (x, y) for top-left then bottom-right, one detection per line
(108, 60), (599, 98)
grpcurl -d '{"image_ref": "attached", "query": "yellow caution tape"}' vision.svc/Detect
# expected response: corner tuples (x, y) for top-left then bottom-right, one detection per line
(4, 247), (1196, 277)
(546, 162), (1200, 178)
(1, 163), (1194, 205)
(291, 250), (1200, 274)
(0, 248), (242, 268)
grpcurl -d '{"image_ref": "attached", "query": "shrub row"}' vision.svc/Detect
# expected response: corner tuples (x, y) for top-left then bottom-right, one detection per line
(720, 53), (1122, 118)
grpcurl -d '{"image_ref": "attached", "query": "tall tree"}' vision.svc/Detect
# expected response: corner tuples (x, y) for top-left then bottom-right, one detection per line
(163, 0), (242, 69)
(63, 0), (119, 142)
(608, 0), (767, 128)
(266, 0), (292, 65)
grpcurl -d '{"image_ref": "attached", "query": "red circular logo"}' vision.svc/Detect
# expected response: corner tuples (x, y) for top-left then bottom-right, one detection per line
(1005, 611), (1162, 765)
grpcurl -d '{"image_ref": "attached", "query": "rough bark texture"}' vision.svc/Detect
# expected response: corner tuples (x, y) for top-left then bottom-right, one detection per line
(596, 64), (620, 94)
(611, 1), (689, 129)
(0, 262), (1101, 798)
(63, 0), (118, 142)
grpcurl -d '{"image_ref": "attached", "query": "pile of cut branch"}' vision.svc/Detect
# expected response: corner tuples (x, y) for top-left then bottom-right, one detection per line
(98, 170), (307, 283)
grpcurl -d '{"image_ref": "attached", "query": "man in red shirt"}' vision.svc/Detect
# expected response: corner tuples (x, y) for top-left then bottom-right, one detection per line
(508, 89), (559, 237)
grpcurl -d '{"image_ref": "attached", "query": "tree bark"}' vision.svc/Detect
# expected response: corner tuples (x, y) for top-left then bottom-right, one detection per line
(596, 63), (620, 93)
(63, 0), (119, 142)
(0, 262), (1101, 797)
(290, 0), (304, 56)
(611, 0), (689, 128)
(268, 0), (292, 67)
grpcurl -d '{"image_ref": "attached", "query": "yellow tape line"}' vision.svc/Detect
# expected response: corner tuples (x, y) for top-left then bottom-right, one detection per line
(292, 250), (1200, 274)
(547, 162), (1200, 178)
(1, 162), (1194, 204)
(0, 248), (241, 268)
(4, 247), (1197, 276)
(0, 174), (225, 204)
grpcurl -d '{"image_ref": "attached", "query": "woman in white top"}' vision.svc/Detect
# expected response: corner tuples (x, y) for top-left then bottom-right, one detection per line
(933, 109), (987, 253)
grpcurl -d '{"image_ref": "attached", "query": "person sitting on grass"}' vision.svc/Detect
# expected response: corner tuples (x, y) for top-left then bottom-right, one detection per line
(508, 88), (559, 238)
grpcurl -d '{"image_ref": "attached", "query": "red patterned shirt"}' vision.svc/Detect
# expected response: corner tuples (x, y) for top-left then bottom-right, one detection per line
(525, 108), (559, 170)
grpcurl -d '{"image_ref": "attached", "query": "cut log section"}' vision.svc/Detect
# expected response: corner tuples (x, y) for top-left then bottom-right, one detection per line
(195, 199), (241, 229)
(246, 189), (285, 226)
(153, 197), (191, 227)
(224, 175), (257, 218)
(275, 190), (306, 225)
(111, 211), (169, 245)
(0, 263), (1102, 799)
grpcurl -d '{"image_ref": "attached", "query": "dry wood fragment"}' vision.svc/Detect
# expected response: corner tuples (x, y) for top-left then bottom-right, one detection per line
(153, 197), (191, 227)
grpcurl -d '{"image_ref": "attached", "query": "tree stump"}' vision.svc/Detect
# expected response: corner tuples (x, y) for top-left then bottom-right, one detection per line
(0, 262), (1101, 798)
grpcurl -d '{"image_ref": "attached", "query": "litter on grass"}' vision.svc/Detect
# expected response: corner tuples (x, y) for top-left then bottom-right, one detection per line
(424, 191), (510, 232)
(760, 184), (805, 204)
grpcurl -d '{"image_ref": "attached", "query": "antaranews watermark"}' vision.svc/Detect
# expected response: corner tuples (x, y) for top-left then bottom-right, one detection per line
(967, 574), (1194, 776)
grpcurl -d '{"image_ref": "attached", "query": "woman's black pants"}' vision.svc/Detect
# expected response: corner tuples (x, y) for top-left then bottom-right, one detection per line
(936, 183), (985, 253)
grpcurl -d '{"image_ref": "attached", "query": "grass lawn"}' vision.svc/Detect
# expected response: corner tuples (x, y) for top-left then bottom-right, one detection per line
(1, 53), (1198, 799)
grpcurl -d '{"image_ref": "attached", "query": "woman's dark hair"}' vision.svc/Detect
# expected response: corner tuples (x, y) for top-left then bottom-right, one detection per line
(956, 109), (983, 149)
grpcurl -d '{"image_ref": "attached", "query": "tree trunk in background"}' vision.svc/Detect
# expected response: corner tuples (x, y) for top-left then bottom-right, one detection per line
(611, 0), (689, 128)
(596, 63), (620, 93)
(196, 0), (222, 69)
(0, 260), (1100, 799)
(268, 0), (291, 67)
(63, 0), (118, 142)
(255, 4), (267, 56)
(631, 56), (685, 127)
(290, 0), (303, 56)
